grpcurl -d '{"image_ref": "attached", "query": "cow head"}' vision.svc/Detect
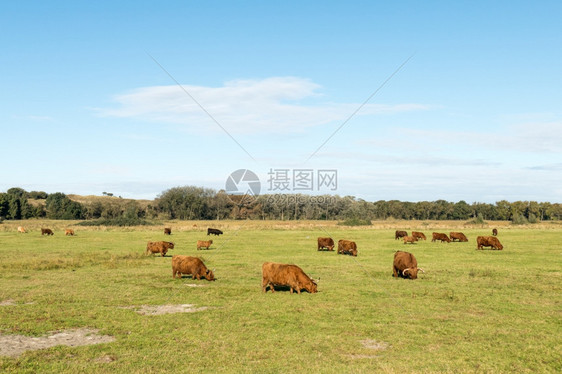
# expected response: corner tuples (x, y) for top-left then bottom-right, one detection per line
(402, 267), (424, 280)
(496, 242), (503, 250)
(209, 240), (213, 244)
(168, 242), (175, 249)
(306, 279), (318, 293)
(205, 269), (215, 281)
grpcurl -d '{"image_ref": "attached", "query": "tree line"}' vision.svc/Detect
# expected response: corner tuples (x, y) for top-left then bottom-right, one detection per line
(1, 186), (561, 223)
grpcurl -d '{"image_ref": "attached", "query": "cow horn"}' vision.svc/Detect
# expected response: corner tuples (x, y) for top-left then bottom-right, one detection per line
(417, 268), (425, 273)
(403, 268), (410, 275)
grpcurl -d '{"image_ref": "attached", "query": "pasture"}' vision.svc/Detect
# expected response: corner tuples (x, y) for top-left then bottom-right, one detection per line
(0, 220), (560, 373)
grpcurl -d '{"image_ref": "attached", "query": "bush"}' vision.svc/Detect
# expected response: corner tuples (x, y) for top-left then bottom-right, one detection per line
(338, 217), (371, 226)
(77, 217), (154, 227)
(512, 214), (528, 225)
(466, 213), (487, 224)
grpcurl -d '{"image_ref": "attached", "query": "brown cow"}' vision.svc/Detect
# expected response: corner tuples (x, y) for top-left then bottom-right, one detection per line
(65, 229), (74, 236)
(41, 228), (54, 236)
(432, 232), (451, 243)
(262, 262), (317, 294)
(393, 251), (424, 280)
(196, 240), (213, 250)
(403, 236), (418, 244)
(317, 237), (335, 251)
(337, 239), (358, 256)
(476, 236), (503, 250)
(17, 226), (27, 234)
(395, 230), (408, 240)
(164, 227), (172, 235)
(172, 255), (215, 281)
(492, 228), (498, 236)
(412, 231), (426, 240)
(450, 232), (468, 242)
(146, 241), (174, 256)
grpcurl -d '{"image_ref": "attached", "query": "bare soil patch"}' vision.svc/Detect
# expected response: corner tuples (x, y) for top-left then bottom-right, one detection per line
(0, 299), (16, 306)
(121, 304), (208, 315)
(348, 339), (391, 359)
(0, 328), (115, 357)
(360, 339), (390, 351)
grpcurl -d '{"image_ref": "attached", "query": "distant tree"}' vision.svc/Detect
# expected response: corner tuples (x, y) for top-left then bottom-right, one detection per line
(157, 186), (215, 220)
(7, 187), (27, 198)
(45, 192), (84, 219)
(28, 191), (48, 199)
(0, 193), (9, 218)
(8, 195), (21, 219)
(86, 201), (104, 219)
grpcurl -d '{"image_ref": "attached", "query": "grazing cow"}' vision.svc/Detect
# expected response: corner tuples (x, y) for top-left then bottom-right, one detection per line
(337, 239), (358, 256)
(65, 229), (75, 236)
(197, 240), (213, 250)
(172, 255), (215, 281)
(41, 228), (54, 236)
(403, 236), (418, 244)
(432, 232), (451, 243)
(207, 228), (223, 236)
(164, 227), (172, 235)
(476, 236), (503, 250)
(395, 230), (408, 240)
(262, 262), (317, 294)
(412, 231), (426, 241)
(17, 226), (27, 234)
(146, 241), (175, 256)
(492, 228), (498, 236)
(450, 232), (468, 242)
(393, 251), (424, 280)
(317, 237), (335, 251)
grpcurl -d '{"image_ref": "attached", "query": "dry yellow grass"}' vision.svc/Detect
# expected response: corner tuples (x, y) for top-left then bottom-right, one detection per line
(2, 218), (560, 234)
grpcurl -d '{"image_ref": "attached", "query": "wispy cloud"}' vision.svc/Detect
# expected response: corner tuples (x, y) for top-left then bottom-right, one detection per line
(360, 122), (562, 154)
(525, 162), (562, 171)
(97, 77), (428, 134)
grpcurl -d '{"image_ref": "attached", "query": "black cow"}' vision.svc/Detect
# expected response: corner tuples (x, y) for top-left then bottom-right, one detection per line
(207, 228), (223, 236)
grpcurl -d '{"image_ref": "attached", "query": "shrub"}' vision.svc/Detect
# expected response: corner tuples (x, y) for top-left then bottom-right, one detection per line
(466, 213), (487, 224)
(512, 214), (528, 225)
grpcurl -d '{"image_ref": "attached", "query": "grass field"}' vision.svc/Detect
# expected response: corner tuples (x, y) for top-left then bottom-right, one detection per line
(0, 220), (560, 373)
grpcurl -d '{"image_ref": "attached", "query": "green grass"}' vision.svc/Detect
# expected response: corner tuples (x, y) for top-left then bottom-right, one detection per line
(0, 222), (561, 373)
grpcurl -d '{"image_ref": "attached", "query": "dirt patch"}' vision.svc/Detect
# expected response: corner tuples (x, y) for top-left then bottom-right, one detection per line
(0, 300), (34, 306)
(0, 328), (115, 357)
(122, 304), (208, 315)
(348, 339), (390, 359)
(360, 339), (390, 351)
(94, 354), (117, 363)
(184, 284), (205, 288)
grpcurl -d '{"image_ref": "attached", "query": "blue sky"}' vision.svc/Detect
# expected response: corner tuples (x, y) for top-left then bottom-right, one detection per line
(1, 1), (561, 203)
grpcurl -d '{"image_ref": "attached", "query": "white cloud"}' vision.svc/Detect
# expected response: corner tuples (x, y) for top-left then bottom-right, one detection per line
(97, 77), (428, 134)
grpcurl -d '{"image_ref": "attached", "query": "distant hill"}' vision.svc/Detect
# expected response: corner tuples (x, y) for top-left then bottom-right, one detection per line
(67, 194), (153, 209)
